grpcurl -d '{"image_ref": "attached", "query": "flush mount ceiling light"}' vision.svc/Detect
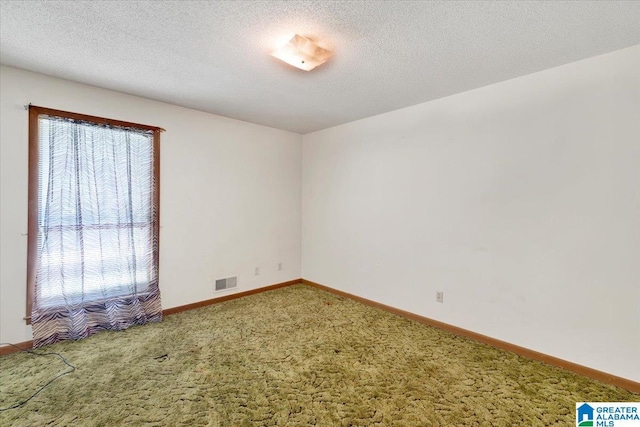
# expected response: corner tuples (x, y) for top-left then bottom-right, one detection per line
(271, 34), (333, 71)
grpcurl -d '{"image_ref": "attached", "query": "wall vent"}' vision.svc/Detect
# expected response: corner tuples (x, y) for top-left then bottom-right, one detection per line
(215, 276), (237, 292)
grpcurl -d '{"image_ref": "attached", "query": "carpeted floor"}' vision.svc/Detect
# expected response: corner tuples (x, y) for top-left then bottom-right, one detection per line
(1, 284), (637, 426)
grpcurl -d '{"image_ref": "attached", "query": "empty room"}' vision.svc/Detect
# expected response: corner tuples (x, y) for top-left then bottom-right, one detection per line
(1, 1), (639, 425)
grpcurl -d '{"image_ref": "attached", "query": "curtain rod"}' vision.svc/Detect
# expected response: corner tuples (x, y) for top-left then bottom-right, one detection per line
(25, 103), (166, 132)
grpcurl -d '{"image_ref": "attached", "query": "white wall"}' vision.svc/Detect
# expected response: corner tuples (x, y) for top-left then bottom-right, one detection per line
(0, 65), (302, 346)
(302, 46), (640, 381)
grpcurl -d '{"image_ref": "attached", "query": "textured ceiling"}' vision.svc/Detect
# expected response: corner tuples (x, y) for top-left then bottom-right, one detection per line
(1, 1), (639, 134)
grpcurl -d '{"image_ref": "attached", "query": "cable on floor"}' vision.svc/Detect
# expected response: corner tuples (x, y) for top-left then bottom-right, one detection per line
(0, 342), (76, 411)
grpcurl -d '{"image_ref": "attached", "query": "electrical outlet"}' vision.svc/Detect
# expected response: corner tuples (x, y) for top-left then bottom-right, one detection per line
(278, 262), (283, 271)
(254, 267), (259, 276)
(436, 291), (444, 303)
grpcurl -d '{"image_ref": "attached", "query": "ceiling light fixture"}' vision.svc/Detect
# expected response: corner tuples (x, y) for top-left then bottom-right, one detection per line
(271, 34), (333, 71)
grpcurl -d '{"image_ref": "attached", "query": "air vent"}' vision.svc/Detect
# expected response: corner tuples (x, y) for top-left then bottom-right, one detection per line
(215, 276), (237, 292)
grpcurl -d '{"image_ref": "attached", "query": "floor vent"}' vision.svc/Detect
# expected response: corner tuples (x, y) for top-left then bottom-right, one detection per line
(215, 276), (237, 292)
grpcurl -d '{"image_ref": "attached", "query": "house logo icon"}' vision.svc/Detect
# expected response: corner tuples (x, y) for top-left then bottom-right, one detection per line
(577, 403), (594, 426)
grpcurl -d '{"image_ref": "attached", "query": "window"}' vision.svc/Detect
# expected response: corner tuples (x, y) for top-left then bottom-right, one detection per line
(27, 106), (162, 346)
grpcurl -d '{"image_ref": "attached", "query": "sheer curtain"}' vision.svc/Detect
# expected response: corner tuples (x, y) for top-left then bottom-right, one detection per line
(31, 114), (162, 347)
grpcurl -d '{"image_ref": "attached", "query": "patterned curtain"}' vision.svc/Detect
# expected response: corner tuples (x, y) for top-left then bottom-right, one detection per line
(31, 114), (162, 348)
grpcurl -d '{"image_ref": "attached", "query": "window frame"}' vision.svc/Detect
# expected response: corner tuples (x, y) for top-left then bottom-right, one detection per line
(26, 105), (162, 324)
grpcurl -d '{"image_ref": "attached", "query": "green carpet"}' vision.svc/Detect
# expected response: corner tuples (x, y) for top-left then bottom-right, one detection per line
(1, 284), (637, 426)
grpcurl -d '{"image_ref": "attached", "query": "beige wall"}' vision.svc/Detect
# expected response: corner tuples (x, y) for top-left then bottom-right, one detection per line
(0, 65), (302, 345)
(302, 46), (640, 381)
